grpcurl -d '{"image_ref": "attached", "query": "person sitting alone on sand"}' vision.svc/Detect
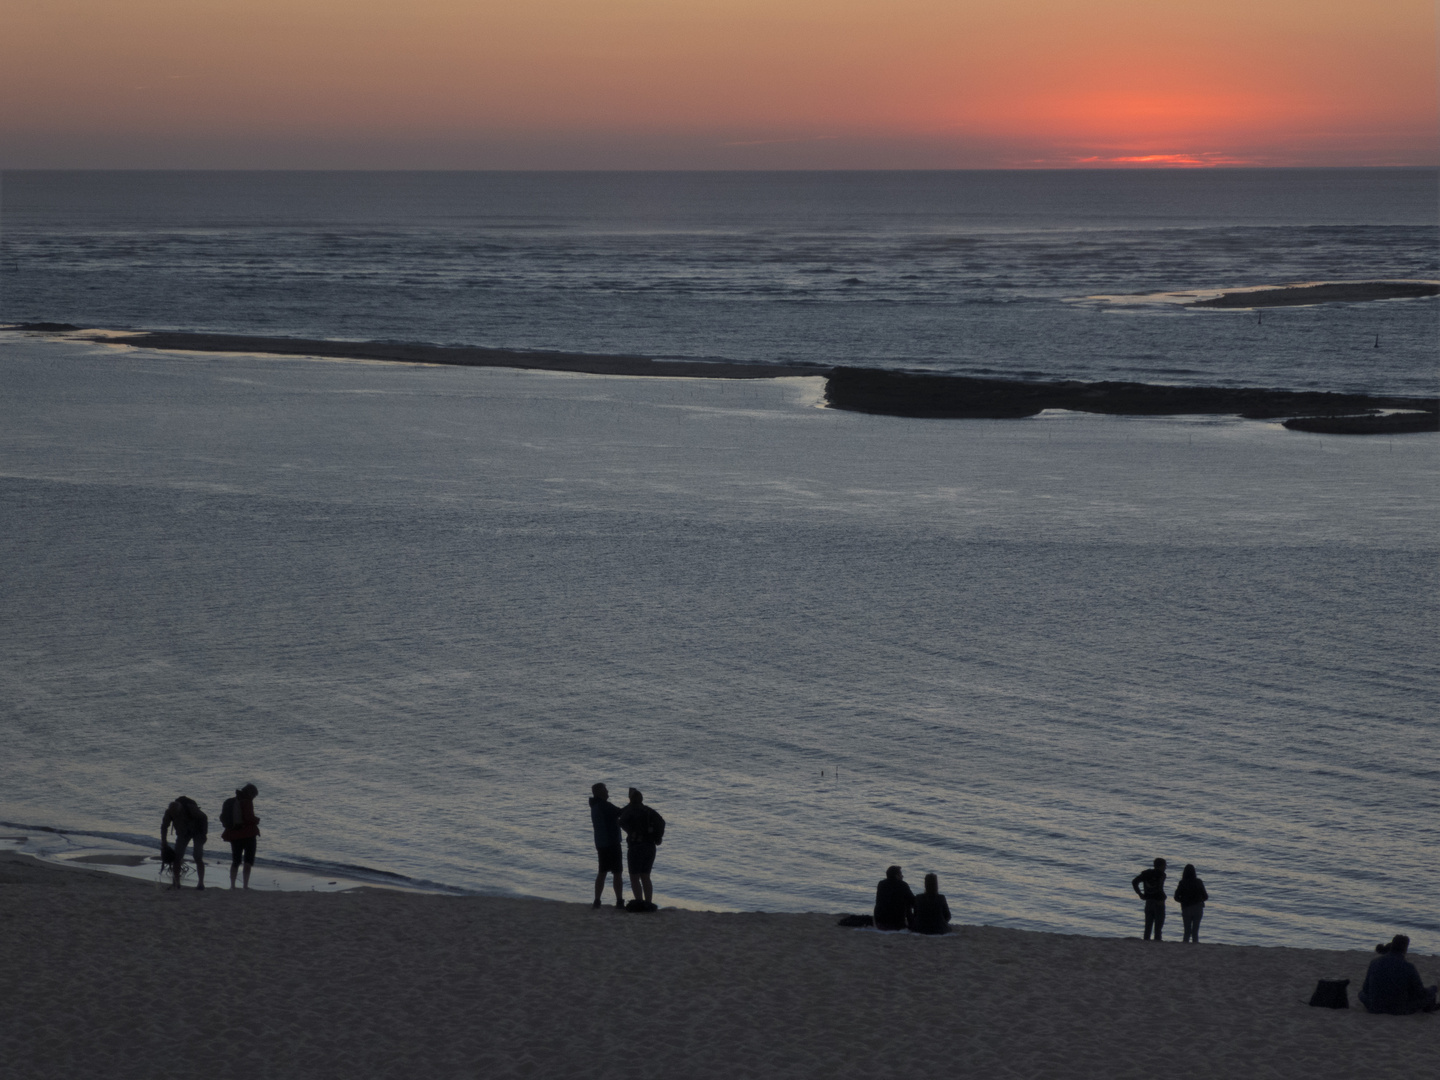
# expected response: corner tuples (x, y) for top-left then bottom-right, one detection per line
(161, 795), (208, 890)
(1131, 857), (1167, 941)
(220, 783), (261, 890)
(617, 787), (664, 911)
(588, 783), (625, 909)
(873, 865), (915, 931)
(1173, 863), (1208, 943)
(911, 873), (952, 935)
(1358, 935), (1438, 1015)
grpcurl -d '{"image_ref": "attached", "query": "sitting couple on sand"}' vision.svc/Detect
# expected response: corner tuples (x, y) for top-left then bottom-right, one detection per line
(1360, 935), (1439, 1015)
(589, 784), (665, 912)
(874, 866), (952, 934)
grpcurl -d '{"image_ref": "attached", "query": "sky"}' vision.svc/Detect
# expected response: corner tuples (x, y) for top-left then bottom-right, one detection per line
(1, 0), (1435, 169)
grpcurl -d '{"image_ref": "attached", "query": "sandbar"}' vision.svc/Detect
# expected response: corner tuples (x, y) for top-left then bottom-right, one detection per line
(11, 325), (1437, 433)
(1, 852), (1433, 1079)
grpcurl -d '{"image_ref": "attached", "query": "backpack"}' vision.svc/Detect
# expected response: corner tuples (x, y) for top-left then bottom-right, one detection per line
(220, 797), (238, 831)
(176, 796), (208, 835)
(646, 806), (666, 846)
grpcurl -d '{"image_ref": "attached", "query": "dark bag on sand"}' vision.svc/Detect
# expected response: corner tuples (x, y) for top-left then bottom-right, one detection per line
(1309, 979), (1350, 1009)
(837, 914), (874, 928)
(219, 797), (237, 831)
(625, 899), (658, 913)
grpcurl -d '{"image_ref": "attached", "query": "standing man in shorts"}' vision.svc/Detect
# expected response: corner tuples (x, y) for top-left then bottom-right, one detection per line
(618, 787), (664, 911)
(1131, 857), (1168, 940)
(161, 796), (208, 890)
(589, 783), (625, 909)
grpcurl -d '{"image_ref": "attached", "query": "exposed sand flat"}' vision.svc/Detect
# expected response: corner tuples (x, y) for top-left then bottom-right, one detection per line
(1, 854), (1433, 1079)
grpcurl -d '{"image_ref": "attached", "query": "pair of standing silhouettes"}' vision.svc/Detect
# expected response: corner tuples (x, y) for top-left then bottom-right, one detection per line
(1132, 857), (1209, 942)
(589, 784), (665, 911)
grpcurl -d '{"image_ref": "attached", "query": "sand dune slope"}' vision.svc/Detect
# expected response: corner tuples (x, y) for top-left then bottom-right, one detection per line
(0, 854), (1432, 1079)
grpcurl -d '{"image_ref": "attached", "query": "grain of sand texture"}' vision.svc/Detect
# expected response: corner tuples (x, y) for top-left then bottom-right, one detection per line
(1, 853), (1433, 1079)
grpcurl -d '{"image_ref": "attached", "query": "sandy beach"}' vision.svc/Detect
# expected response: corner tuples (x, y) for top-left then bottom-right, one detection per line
(1, 854), (1433, 1079)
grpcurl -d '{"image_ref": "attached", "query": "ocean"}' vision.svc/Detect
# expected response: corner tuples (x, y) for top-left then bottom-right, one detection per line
(1, 170), (1436, 948)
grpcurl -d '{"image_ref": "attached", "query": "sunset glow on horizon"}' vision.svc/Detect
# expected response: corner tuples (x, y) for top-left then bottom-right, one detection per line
(1, 0), (1434, 169)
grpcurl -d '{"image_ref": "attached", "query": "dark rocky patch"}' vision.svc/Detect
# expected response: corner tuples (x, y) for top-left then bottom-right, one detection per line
(1283, 412), (1440, 435)
(1190, 281), (1439, 308)
(824, 367), (1437, 434)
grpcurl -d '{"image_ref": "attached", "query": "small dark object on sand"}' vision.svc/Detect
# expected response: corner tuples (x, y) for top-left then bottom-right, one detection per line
(837, 914), (875, 928)
(1309, 979), (1350, 1009)
(625, 899), (658, 913)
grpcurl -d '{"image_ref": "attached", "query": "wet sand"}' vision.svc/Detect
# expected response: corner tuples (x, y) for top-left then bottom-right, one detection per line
(1, 853), (1434, 1079)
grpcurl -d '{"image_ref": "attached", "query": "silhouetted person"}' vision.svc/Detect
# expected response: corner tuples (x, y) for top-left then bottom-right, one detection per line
(161, 795), (208, 890)
(588, 783), (624, 909)
(617, 787), (664, 910)
(1359, 935), (1438, 1015)
(1131, 857), (1167, 940)
(873, 865), (915, 931)
(220, 783), (260, 889)
(912, 872), (952, 935)
(1173, 863), (1208, 943)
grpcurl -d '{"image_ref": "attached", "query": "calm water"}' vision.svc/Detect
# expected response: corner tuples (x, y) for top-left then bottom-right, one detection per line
(0, 171), (1437, 948)
(1, 334), (1436, 947)
(2, 169), (1437, 394)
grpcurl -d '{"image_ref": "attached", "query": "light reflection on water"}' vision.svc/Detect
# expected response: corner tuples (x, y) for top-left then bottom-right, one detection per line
(0, 335), (1436, 948)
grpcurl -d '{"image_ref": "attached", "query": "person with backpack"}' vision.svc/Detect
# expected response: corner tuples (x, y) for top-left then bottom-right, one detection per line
(161, 796), (208, 889)
(617, 787), (664, 911)
(220, 783), (261, 889)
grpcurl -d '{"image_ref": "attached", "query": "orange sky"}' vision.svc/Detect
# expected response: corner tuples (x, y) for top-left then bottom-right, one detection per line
(1, 0), (1434, 168)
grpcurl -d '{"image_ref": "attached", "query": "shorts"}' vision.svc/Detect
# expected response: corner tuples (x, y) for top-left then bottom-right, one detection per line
(173, 834), (204, 866)
(230, 837), (257, 866)
(627, 841), (657, 876)
(596, 844), (622, 875)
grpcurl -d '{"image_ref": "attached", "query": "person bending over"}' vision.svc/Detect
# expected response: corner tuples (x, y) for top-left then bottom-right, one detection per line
(1131, 858), (1167, 941)
(912, 873), (952, 935)
(220, 783), (261, 889)
(588, 783), (625, 909)
(1173, 863), (1209, 943)
(161, 796), (208, 890)
(1359, 935), (1438, 1015)
(873, 866), (915, 931)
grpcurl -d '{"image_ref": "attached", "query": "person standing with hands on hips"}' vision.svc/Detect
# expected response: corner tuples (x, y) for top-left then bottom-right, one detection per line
(1131, 857), (1168, 941)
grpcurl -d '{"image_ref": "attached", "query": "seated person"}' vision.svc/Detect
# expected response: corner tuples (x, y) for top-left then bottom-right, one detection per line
(912, 873), (952, 935)
(1359, 935), (1438, 1015)
(873, 865), (915, 931)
